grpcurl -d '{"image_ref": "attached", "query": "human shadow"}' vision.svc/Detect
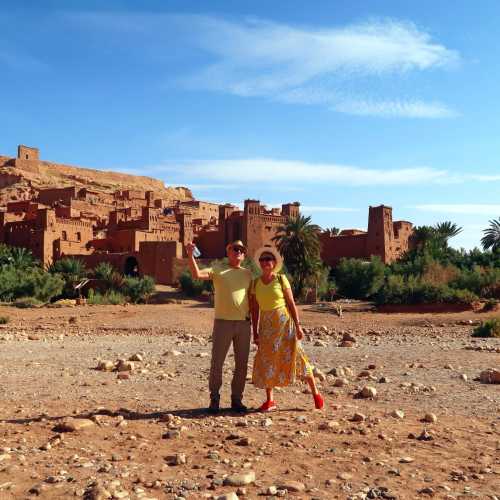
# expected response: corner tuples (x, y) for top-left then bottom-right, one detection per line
(1, 403), (308, 427)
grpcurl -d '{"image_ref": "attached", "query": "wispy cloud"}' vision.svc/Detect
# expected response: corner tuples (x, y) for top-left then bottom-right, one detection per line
(71, 12), (459, 119)
(150, 158), (449, 186)
(300, 206), (360, 213)
(180, 16), (459, 118)
(413, 204), (500, 215)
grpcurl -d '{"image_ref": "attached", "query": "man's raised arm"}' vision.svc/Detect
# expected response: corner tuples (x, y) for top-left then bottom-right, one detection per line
(185, 242), (211, 281)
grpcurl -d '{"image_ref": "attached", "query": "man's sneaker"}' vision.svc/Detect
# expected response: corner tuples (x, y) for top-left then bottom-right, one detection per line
(207, 395), (220, 414)
(259, 400), (277, 412)
(230, 397), (248, 413)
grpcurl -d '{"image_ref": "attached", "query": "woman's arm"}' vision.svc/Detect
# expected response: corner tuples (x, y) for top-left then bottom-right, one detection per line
(185, 243), (211, 280)
(283, 287), (304, 340)
(249, 293), (260, 345)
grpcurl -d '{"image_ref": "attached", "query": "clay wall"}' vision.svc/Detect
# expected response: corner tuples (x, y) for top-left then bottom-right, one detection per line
(18, 145), (39, 161)
(0, 172), (23, 188)
(37, 187), (78, 206)
(320, 233), (369, 267)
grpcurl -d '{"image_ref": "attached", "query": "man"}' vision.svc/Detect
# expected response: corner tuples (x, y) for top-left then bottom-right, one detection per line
(186, 240), (252, 414)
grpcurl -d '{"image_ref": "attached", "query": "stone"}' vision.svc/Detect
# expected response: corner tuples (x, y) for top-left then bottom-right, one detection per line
(261, 418), (273, 427)
(423, 413), (437, 423)
(277, 480), (306, 492)
(236, 437), (253, 446)
(319, 420), (339, 430)
(479, 368), (500, 384)
(117, 373), (130, 380)
(399, 456), (414, 463)
(358, 386), (377, 399)
(342, 332), (356, 342)
(216, 494), (239, 500)
(116, 360), (135, 372)
(391, 410), (405, 419)
(165, 453), (187, 465)
(351, 413), (366, 422)
(340, 340), (355, 348)
(313, 366), (326, 381)
(334, 377), (349, 387)
(223, 471), (256, 486)
(54, 418), (95, 432)
(314, 340), (327, 347)
(266, 486), (278, 495)
(84, 484), (112, 500)
(163, 350), (182, 357)
(418, 429), (434, 441)
(0, 454), (11, 463)
(129, 353), (143, 362)
(97, 360), (115, 371)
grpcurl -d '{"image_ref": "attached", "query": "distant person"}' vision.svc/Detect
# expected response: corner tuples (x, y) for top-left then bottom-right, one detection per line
(186, 240), (252, 414)
(250, 246), (324, 412)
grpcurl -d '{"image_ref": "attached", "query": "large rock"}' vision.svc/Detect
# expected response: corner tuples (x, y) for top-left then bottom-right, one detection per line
(54, 418), (95, 433)
(479, 368), (500, 384)
(357, 386), (377, 399)
(223, 471), (256, 486)
(277, 480), (306, 492)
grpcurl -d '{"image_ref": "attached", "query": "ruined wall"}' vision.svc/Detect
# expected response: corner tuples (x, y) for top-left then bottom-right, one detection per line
(320, 233), (369, 267)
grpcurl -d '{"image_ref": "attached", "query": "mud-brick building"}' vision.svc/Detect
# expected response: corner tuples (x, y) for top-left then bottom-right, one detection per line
(195, 199), (300, 259)
(320, 205), (413, 266)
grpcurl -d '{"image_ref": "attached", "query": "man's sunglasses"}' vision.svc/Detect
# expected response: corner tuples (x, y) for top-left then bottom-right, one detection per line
(259, 256), (275, 262)
(232, 246), (245, 253)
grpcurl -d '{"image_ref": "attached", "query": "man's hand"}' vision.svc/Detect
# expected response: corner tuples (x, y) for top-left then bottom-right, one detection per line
(296, 325), (304, 340)
(185, 242), (196, 258)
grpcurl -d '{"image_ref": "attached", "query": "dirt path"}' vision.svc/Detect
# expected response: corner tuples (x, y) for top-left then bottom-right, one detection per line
(0, 302), (499, 499)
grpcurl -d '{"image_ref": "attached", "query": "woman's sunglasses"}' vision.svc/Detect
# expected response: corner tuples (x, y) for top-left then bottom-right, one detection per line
(259, 256), (275, 262)
(232, 246), (245, 254)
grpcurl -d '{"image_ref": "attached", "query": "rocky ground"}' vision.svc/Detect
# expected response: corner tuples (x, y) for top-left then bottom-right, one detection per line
(0, 300), (499, 500)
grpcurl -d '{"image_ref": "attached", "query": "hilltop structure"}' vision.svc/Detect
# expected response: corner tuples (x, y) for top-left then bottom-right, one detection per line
(0, 145), (414, 284)
(0, 146), (301, 283)
(320, 205), (413, 266)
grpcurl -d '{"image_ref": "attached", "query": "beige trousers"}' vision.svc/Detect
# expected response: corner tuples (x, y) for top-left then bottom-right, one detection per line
(209, 319), (251, 400)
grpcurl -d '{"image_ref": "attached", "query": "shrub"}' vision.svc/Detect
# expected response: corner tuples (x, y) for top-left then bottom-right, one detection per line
(88, 289), (126, 305)
(93, 262), (124, 292)
(0, 266), (64, 302)
(483, 299), (499, 311)
(48, 258), (87, 298)
(0, 316), (10, 324)
(12, 297), (44, 308)
(178, 269), (213, 297)
(472, 318), (500, 338)
(334, 256), (385, 299)
(122, 275), (155, 303)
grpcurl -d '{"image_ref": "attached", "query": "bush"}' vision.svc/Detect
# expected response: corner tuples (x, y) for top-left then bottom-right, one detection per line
(122, 275), (155, 303)
(48, 258), (87, 299)
(334, 256), (385, 299)
(375, 275), (479, 305)
(0, 266), (64, 303)
(88, 289), (126, 305)
(12, 297), (44, 308)
(0, 316), (10, 324)
(93, 262), (124, 291)
(472, 318), (500, 338)
(178, 269), (213, 297)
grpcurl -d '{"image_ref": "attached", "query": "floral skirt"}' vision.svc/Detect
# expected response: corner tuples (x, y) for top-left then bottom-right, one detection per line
(252, 306), (313, 389)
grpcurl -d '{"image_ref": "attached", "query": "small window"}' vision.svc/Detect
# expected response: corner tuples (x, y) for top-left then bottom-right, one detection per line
(62, 231), (67, 241)
(77, 232), (81, 241)
(25, 154), (29, 160)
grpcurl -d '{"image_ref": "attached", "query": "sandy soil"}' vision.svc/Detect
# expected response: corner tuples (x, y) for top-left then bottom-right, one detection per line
(0, 300), (499, 500)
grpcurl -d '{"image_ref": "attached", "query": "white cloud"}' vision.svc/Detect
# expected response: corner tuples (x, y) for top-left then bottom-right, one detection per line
(152, 158), (448, 186)
(180, 16), (459, 118)
(71, 12), (459, 118)
(413, 204), (500, 215)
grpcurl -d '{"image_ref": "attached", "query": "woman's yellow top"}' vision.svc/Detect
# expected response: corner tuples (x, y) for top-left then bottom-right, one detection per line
(253, 274), (291, 311)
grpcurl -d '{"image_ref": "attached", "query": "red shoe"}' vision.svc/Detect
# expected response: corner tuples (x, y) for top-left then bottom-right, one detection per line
(259, 400), (277, 412)
(313, 393), (324, 410)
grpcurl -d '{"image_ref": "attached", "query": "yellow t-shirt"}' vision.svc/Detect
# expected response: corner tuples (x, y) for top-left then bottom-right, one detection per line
(207, 266), (252, 321)
(253, 274), (291, 311)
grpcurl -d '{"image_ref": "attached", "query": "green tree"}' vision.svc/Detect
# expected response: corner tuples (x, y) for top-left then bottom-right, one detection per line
(273, 215), (321, 298)
(481, 218), (500, 252)
(48, 257), (88, 298)
(334, 256), (385, 299)
(434, 221), (463, 243)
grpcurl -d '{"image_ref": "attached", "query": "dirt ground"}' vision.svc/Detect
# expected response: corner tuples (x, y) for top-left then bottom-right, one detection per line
(0, 298), (499, 500)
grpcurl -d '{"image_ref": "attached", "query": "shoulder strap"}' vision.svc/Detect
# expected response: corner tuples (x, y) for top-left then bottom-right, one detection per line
(278, 273), (285, 292)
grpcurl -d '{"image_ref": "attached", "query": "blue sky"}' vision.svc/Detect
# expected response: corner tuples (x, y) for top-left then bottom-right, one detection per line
(1, 0), (499, 249)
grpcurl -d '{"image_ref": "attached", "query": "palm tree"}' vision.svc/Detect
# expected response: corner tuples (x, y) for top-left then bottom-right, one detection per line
(411, 225), (435, 248)
(10, 247), (37, 269)
(48, 257), (88, 298)
(273, 215), (321, 298)
(481, 217), (500, 252)
(434, 221), (462, 243)
(325, 227), (340, 236)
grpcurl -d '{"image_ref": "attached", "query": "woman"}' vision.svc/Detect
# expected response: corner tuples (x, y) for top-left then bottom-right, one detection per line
(250, 246), (324, 411)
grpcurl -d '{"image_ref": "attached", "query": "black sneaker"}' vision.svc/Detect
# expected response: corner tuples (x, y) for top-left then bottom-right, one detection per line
(207, 395), (220, 414)
(231, 397), (248, 413)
